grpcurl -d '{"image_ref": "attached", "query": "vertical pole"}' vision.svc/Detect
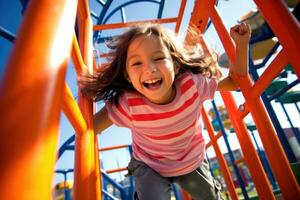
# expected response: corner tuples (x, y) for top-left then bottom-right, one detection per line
(73, 0), (101, 199)
(0, 0), (78, 199)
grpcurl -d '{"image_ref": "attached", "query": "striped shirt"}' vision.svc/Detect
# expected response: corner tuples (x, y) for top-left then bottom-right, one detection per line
(106, 72), (217, 177)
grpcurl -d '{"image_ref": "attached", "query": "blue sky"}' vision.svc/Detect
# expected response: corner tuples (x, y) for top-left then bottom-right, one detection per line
(1, 0), (299, 185)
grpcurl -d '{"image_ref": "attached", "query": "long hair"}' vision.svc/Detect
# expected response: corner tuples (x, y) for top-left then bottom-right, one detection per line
(79, 24), (221, 105)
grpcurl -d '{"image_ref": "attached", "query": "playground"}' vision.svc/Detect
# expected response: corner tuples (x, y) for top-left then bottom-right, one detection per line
(0, 0), (300, 200)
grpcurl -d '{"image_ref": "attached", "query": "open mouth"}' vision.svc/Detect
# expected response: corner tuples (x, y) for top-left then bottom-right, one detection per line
(143, 78), (163, 89)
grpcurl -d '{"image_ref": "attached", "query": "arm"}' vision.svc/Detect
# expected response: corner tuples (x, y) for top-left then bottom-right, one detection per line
(218, 23), (251, 91)
(94, 106), (113, 134)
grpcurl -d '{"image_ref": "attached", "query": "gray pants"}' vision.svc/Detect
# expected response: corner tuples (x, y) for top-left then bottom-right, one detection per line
(127, 157), (223, 200)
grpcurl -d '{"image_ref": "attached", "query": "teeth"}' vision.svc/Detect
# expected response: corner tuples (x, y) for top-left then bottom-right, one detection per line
(144, 79), (160, 84)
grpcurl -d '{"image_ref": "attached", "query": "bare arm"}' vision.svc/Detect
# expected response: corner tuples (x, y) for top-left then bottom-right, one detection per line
(94, 106), (113, 134)
(218, 22), (251, 91)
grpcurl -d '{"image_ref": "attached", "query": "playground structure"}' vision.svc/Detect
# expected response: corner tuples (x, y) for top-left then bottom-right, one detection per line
(0, 0), (300, 200)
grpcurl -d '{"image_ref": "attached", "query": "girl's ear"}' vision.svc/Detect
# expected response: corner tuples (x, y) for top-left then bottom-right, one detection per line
(174, 65), (180, 75)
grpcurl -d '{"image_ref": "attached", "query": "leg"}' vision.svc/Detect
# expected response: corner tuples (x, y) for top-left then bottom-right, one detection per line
(174, 159), (223, 200)
(128, 157), (171, 200)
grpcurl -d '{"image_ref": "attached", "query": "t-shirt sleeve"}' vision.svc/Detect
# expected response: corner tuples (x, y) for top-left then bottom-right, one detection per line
(192, 73), (218, 101)
(105, 93), (132, 128)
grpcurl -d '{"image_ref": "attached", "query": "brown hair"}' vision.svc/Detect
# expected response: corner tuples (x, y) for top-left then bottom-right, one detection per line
(79, 23), (221, 104)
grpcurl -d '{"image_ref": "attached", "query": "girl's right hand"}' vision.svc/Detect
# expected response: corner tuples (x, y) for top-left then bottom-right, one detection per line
(230, 22), (251, 47)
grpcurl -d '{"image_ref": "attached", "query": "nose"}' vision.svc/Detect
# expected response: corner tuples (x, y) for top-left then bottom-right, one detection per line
(145, 61), (157, 73)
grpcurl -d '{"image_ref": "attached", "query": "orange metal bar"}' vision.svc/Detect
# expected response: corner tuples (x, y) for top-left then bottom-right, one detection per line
(73, 0), (101, 199)
(251, 50), (288, 99)
(208, 1), (300, 198)
(93, 17), (178, 31)
(106, 167), (128, 174)
(62, 83), (87, 134)
(207, 2), (277, 199)
(202, 109), (239, 200)
(99, 145), (130, 152)
(254, 0), (300, 79)
(71, 33), (87, 75)
(205, 131), (222, 149)
(0, 0), (78, 199)
(220, 92), (275, 200)
(209, 5), (236, 62)
(175, 0), (187, 33)
(100, 52), (113, 58)
(230, 73), (300, 199)
(234, 158), (245, 165)
(186, 0), (210, 34)
(237, 104), (249, 120)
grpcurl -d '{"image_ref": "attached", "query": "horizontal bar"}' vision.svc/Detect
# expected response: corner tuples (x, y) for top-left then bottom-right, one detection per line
(99, 144), (130, 152)
(106, 167), (128, 174)
(251, 50), (288, 99)
(93, 17), (178, 31)
(205, 131), (222, 149)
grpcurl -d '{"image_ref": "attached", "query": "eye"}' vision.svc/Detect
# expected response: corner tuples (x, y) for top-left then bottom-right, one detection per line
(131, 62), (142, 66)
(154, 57), (166, 61)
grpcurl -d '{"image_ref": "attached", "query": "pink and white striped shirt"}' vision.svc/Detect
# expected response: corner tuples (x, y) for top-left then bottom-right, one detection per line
(106, 72), (217, 177)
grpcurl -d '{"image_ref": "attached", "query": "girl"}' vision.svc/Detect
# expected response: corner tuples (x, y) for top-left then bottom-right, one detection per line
(80, 23), (251, 200)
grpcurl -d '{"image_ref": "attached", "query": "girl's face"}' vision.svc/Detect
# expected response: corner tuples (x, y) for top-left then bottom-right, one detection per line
(125, 35), (178, 104)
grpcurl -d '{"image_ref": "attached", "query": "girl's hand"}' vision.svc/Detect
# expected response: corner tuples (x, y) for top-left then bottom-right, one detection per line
(230, 22), (251, 46)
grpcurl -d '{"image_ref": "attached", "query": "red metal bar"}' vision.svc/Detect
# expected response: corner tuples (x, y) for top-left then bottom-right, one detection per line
(251, 50), (288, 99)
(175, 0), (187, 33)
(73, 0), (101, 199)
(93, 17), (178, 31)
(254, 0), (300, 79)
(62, 83), (87, 134)
(0, 0), (78, 199)
(202, 109), (239, 200)
(221, 92), (275, 200)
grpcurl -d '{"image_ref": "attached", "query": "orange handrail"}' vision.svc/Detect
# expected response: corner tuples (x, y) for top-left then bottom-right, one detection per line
(0, 0), (78, 199)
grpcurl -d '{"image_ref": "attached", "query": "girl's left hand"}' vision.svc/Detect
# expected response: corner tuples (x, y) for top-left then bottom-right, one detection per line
(230, 22), (251, 46)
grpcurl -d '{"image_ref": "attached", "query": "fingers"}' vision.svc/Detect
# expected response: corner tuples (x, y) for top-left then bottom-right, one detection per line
(230, 24), (240, 35)
(230, 22), (251, 36)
